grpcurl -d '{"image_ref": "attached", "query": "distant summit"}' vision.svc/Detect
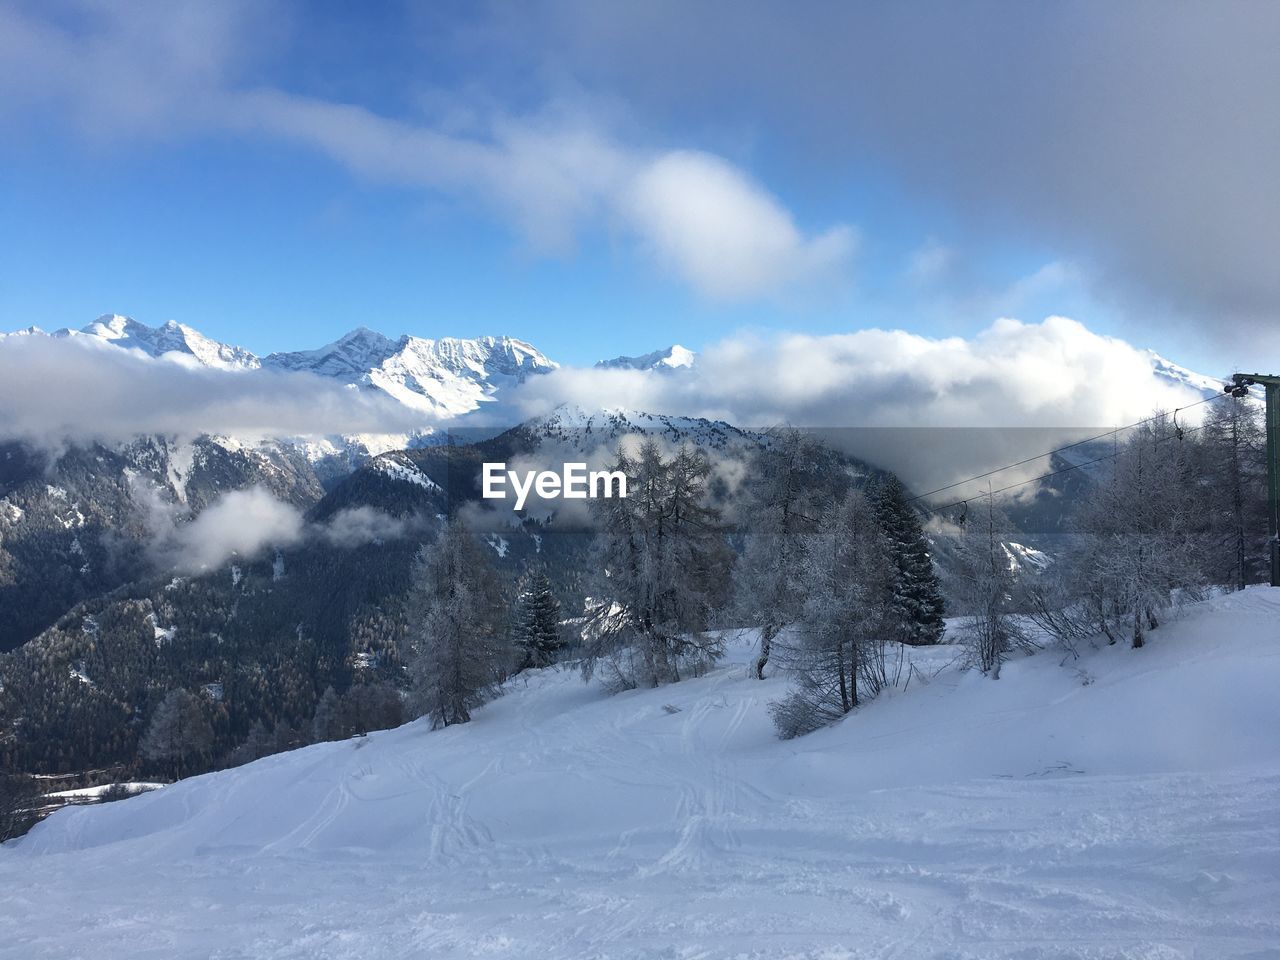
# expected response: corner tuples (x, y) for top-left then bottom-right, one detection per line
(595, 344), (696, 372)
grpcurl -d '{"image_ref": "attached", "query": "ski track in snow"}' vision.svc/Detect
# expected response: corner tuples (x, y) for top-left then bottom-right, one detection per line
(4, 591), (1280, 959)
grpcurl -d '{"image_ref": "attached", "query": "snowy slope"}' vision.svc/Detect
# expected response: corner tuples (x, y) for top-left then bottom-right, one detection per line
(4, 588), (1280, 958)
(1148, 349), (1228, 398)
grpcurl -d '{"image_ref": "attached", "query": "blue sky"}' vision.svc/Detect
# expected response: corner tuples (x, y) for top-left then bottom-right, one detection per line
(1, 2), (1275, 371)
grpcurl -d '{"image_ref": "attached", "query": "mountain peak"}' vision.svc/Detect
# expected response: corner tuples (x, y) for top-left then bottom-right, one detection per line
(596, 344), (696, 371)
(263, 329), (557, 419)
(61, 315), (261, 370)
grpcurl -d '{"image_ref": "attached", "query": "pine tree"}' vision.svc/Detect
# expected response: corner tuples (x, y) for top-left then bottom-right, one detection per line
(869, 475), (946, 645)
(139, 689), (214, 779)
(513, 570), (564, 670)
(406, 518), (507, 728)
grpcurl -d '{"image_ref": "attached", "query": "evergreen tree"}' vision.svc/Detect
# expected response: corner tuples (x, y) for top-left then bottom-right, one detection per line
(869, 476), (946, 645)
(406, 518), (507, 728)
(513, 570), (564, 670)
(138, 689), (213, 779)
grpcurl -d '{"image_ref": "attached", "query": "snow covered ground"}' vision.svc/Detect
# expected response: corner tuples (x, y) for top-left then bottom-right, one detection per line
(4, 590), (1280, 959)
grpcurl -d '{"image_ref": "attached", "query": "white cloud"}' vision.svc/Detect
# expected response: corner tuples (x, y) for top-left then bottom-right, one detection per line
(488, 315), (1222, 496)
(0, 4), (855, 302)
(0, 334), (427, 445)
(152, 487), (304, 573)
(139, 487), (415, 573)
(320, 506), (416, 547)
(234, 95), (855, 300)
(622, 151), (856, 300)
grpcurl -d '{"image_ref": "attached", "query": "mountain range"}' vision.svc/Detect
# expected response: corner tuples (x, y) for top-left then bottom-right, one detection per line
(8, 315), (704, 417)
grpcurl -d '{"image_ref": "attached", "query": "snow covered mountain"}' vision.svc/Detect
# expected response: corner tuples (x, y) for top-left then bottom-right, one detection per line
(6, 588), (1279, 958)
(516, 403), (755, 452)
(24, 316), (559, 421)
(263, 328), (557, 418)
(595, 344), (696, 371)
(54, 314), (261, 370)
(1147, 349), (1227, 398)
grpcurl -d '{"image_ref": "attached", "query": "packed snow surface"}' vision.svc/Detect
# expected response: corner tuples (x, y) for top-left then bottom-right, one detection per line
(4, 589), (1280, 959)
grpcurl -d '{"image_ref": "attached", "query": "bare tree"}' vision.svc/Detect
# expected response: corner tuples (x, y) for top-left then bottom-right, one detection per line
(1061, 416), (1205, 648)
(0, 772), (37, 842)
(311, 686), (345, 743)
(732, 428), (832, 679)
(770, 491), (903, 738)
(1197, 396), (1268, 590)
(139, 689), (214, 779)
(950, 494), (1030, 677)
(583, 440), (730, 690)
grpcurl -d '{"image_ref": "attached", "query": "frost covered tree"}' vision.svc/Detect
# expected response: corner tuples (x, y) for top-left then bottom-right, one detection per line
(227, 719), (273, 767)
(869, 476), (946, 645)
(344, 681), (405, 735)
(583, 439), (731, 690)
(406, 518), (507, 727)
(311, 685), (345, 743)
(513, 569), (565, 670)
(1196, 396), (1268, 590)
(770, 491), (904, 738)
(949, 495), (1029, 677)
(1063, 417), (1205, 648)
(731, 428), (834, 679)
(139, 689), (214, 779)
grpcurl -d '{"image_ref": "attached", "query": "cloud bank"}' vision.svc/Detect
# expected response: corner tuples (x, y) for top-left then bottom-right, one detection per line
(478, 316), (1224, 495)
(0, 333), (426, 445)
(0, 310), (1224, 498)
(150, 487), (305, 574)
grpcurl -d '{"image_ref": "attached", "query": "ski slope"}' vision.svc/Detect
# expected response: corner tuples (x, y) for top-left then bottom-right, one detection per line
(4, 590), (1280, 959)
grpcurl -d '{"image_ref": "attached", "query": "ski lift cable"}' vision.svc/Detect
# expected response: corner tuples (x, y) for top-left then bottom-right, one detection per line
(905, 393), (1228, 505)
(918, 419), (1215, 518)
